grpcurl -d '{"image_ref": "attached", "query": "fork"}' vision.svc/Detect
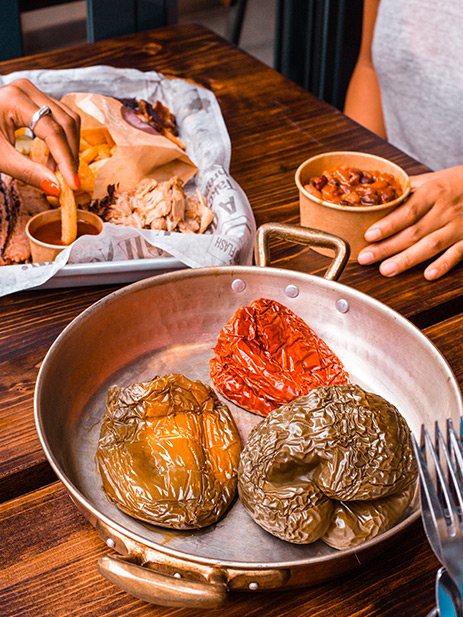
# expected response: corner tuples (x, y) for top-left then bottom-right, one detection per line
(412, 418), (463, 617)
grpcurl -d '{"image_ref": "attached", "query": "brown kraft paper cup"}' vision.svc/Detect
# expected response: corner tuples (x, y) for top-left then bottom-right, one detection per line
(295, 151), (411, 261)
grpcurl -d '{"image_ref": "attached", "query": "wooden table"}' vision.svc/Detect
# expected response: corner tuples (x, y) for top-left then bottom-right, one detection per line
(1, 24), (462, 617)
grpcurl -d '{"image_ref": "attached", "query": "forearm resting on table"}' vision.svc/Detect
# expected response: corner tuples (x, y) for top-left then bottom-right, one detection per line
(344, 64), (386, 139)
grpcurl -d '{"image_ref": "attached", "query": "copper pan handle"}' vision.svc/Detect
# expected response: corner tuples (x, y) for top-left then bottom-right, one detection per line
(254, 222), (350, 281)
(98, 554), (228, 608)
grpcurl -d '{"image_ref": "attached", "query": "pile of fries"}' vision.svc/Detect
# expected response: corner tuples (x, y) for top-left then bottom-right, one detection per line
(29, 127), (117, 244)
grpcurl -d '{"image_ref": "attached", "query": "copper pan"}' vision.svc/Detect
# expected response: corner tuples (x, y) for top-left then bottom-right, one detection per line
(34, 223), (463, 608)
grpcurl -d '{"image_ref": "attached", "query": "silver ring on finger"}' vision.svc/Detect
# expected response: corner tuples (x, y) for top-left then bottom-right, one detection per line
(29, 105), (52, 135)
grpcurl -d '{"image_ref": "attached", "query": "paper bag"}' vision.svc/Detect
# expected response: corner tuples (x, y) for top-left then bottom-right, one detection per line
(61, 92), (197, 198)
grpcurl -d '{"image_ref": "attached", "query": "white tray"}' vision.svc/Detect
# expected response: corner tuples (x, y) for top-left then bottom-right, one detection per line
(35, 257), (187, 289)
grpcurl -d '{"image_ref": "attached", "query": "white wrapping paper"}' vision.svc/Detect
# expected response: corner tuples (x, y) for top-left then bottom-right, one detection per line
(0, 66), (256, 296)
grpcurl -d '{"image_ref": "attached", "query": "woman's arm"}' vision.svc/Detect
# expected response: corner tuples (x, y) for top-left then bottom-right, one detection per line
(345, 1), (463, 280)
(344, 0), (386, 138)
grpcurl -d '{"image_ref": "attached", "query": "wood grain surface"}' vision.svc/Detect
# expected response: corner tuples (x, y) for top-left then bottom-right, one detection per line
(0, 479), (439, 617)
(1, 24), (462, 617)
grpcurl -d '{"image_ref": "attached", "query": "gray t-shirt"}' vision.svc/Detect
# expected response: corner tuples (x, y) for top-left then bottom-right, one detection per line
(372, 0), (463, 170)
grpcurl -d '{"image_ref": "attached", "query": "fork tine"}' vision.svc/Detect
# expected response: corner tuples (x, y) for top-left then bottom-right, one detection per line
(412, 432), (445, 562)
(415, 419), (463, 616)
(425, 422), (458, 536)
(413, 431), (446, 521)
(447, 419), (463, 528)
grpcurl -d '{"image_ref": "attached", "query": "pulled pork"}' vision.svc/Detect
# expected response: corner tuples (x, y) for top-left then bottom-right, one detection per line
(92, 177), (214, 234)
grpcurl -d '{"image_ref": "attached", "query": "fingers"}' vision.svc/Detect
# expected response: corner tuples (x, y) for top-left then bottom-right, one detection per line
(358, 180), (441, 267)
(377, 237), (463, 280)
(357, 167), (463, 280)
(0, 78), (80, 190)
(424, 241), (463, 280)
(359, 220), (463, 280)
(363, 189), (435, 245)
(360, 211), (437, 266)
(0, 135), (60, 195)
(376, 230), (450, 277)
(24, 92), (80, 190)
(33, 113), (80, 189)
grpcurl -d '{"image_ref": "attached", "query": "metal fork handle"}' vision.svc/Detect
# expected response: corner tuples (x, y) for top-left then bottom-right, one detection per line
(436, 567), (463, 617)
(426, 568), (463, 617)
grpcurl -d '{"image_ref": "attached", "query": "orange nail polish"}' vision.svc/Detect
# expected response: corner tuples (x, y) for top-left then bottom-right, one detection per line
(40, 178), (60, 196)
(74, 173), (81, 190)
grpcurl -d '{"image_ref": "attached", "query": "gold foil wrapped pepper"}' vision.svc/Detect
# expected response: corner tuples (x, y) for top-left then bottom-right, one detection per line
(96, 373), (242, 529)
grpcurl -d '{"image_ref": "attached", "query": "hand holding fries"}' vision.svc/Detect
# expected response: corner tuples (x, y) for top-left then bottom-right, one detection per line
(29, 126), (117, 243)
(30, 125), (117, 207)
(0, 78), (80, 194)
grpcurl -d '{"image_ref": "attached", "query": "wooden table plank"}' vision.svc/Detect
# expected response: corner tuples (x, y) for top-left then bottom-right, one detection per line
(423, 312), (463, 381)
(0, 285), (120, 500)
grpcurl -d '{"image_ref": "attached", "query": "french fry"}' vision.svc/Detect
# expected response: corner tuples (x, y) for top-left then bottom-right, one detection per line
(30, 137), (49, 166)
(94, 144), (112, 160)
(81, 143), (113, 164)
(79, 136), (93, 151)
(15, 132), (33, 156)
(56, 171), (77, 245)
(46, 195), (60, 208)
(74, 191), (93, 207)
(80, 127), (115, 148)
(77, 159), (96, 193)
(80, 145), (102, 164)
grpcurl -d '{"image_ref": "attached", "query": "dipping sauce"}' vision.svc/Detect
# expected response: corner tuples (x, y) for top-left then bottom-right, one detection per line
(304, 166), (403, 206)
(32, 217), (101, 246)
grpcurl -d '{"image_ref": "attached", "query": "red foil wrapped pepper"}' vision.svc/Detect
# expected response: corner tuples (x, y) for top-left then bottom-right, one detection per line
(210, 298), (350, 416)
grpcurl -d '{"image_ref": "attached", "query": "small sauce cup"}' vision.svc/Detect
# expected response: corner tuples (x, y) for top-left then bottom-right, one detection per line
(26, 209), (103, 263)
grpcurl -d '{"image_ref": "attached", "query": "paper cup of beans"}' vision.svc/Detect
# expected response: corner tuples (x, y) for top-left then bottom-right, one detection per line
(295, 151), (411, 261)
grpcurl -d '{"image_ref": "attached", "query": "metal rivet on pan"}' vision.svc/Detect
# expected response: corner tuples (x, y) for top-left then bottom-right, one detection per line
(249, 582), (259, 591)
(285, 284), (299, 298)
(106, 538), (116, 548)
(232, 279), (246, 293)
(336, 299), (350, 313)
(174, 572), (183, 579)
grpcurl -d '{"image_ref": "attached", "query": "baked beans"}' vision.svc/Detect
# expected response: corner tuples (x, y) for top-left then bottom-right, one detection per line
(304, 166), (403, 206)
